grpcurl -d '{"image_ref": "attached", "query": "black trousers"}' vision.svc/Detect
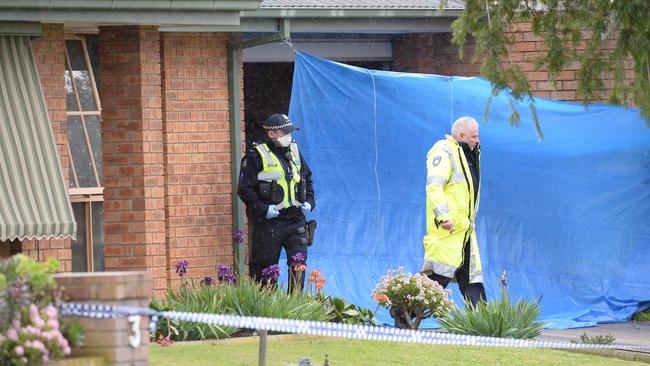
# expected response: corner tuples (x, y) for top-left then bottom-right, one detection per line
(249, 217), (309, 292)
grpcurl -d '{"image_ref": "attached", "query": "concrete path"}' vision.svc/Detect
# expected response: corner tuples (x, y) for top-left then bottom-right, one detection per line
(538, 321), (650, 347)
(537, 321), (650, 363)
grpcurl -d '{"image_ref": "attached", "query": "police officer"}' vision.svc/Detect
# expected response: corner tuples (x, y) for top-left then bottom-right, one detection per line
(421, 116), (486, 304)
(237, 113), (315, 291)
(393, 116), (486, 328)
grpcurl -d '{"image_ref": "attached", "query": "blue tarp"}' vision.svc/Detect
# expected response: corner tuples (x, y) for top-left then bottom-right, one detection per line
(286, 52), (650, 329)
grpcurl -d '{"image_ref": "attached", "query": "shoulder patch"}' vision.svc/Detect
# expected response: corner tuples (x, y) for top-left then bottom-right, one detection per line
(431, 156), (442, 167)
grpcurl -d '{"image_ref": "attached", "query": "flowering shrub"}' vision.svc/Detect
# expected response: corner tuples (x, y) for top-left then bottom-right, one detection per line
(0, 254), (80, 365)
(150, 262), (330, 342)
(372, 267), (455, 329)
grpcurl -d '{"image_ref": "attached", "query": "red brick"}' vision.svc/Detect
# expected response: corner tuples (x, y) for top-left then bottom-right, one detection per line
(510, 22), (533, 32)
(99, 26), (167, 290)
(394, 24), (635, 107)
(550, 90), (577, 101)
(514, 42), (537, 52)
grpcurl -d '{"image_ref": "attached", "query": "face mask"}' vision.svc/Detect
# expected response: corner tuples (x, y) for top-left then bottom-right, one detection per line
(276, 133), (292, 147)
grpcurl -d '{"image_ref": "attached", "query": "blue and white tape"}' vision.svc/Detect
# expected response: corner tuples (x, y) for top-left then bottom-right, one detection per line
(59, 303), (649, 350)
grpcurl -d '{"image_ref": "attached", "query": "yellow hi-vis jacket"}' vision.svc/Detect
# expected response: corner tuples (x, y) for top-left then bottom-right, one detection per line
(255, 142), (302, 210)
(420, 135), (483, 284)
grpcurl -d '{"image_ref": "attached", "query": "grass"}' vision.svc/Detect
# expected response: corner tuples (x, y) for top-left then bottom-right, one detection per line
(150, 335), (644, 366)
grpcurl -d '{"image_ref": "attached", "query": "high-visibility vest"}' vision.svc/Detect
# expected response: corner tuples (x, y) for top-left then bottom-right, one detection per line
(255, 142), (302, 210)
(420, 135), (483, 284)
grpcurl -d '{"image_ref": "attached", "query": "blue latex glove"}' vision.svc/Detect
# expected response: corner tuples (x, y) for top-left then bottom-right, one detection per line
(300, 202), (311, 216)
(265, 205), (280, 220)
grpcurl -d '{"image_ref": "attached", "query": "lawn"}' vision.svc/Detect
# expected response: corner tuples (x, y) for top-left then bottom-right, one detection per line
(150, 335), (644, 366)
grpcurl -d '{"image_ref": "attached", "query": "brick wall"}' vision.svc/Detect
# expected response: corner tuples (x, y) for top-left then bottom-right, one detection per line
(160, 32), (235, 289)
(393, 33), (480, 76)
(20, 25), (252, 291)
(99, 26), (167, 296)
(27, 24), (73, 271)
(393, 27), (635, 103)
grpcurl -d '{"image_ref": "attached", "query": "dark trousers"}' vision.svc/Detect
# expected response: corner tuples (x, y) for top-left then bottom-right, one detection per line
(249, 217), (309, 292)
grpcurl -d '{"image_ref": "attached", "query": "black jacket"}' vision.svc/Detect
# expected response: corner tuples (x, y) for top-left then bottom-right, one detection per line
(237, 140), (315, 221)
(459, 141), (480, 202)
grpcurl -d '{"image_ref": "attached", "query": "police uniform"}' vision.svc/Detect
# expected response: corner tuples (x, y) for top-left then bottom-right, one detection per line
(237, 114), (315, 291)
(421, 135), (486, 304)
(392, 133), (486, 328)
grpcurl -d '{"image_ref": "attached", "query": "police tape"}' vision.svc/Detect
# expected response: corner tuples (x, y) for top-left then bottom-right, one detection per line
(59, 303), (649, 350)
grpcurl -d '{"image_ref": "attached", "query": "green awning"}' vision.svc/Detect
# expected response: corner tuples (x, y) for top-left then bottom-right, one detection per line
(0, 35), (76, 241)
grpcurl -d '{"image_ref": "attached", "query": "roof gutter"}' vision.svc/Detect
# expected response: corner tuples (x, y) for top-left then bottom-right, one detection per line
(0, 0), (262, 11)
(0, 0), (262, 26)
(242, 8), (462, 18)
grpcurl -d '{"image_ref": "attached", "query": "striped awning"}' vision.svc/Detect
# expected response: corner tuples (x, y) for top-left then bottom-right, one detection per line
(0, 35), (76, 241)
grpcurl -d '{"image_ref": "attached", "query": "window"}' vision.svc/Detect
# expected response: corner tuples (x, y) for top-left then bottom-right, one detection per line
(64, 35), (104, 272)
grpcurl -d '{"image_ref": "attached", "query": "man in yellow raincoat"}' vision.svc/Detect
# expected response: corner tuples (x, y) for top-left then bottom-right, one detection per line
(420, 116), (486, 305)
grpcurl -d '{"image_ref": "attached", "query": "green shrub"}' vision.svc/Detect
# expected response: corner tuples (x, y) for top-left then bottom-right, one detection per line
(571, 332), (615, 345)
(150, 283), (239, 341)
(219, 277), (332, 321)
(439, 271), (546, 339)
(151, 276), (332, 341)
(316, 294), (377, 326)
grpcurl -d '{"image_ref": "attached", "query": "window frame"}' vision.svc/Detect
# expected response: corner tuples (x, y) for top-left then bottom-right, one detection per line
(64, 34), (104, 272)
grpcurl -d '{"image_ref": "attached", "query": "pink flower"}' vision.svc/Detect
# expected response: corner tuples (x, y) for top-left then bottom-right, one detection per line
(26, 325), (41, 336)
(15, 346), (24, 356)
(57, 333), (70, 349)
(7, 328), (18, 341)
(42, 354), (49, 363)
(32, 339), (47, 353)
(47, 319), (60, 329)
(45, 305), (58, 320)
(42, 331), (53, 340)
(33, 317), (46, 328)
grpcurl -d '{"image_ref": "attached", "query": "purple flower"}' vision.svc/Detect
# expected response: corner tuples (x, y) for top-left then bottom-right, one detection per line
(200, 277), (214, 286)
(233, 230), (244, 244)
(290, 252), (306, 267)
(226, 272), (238, 285)
(175, 260), (189, 277)
(261, 264), (280, 281)
(217, 265), (230, 281)
(217, 265), (238, 285)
